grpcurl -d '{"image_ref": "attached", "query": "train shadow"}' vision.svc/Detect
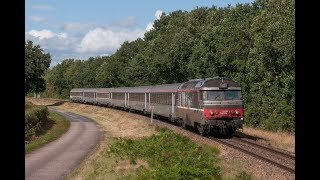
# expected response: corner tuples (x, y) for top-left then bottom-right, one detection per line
(233, 131), (264, 141)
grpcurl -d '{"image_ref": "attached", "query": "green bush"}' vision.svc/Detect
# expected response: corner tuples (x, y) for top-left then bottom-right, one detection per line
(25, 102), (49, 141)
(109, 127), (221, 179)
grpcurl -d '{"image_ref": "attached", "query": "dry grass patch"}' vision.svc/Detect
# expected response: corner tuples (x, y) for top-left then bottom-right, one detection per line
(238, 125), (295, 153)
(55, 102), (157, 138)
(26, 97), (64, 106)
(115, 159), (149, 175)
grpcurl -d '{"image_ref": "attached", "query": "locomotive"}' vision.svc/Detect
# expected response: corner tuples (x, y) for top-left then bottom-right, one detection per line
(70, 77), (244, 136)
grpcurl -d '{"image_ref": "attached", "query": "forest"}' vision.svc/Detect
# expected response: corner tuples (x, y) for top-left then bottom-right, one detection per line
(39, 0), (294, 132)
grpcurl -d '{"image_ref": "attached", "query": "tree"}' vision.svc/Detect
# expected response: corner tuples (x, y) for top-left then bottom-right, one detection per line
(25, 40), (51, 95)
(246, 0), (295, 131)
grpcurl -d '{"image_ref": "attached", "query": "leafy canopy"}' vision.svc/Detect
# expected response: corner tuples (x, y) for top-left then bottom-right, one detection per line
(25, 40), (51, 94)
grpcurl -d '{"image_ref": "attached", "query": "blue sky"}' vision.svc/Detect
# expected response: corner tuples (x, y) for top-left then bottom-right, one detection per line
(25, 0), (255, 67)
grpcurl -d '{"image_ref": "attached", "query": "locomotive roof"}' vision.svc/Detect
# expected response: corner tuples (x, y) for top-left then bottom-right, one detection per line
(202, 77), (240, 89)
(179, 77), (241, 91)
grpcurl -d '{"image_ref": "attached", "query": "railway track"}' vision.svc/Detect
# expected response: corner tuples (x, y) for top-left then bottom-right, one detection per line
(233, 136), (295, 160)
(210, 137), (295, 174)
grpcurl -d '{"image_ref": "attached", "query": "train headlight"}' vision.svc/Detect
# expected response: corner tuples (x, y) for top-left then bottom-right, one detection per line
(235, 110), (239, 115)
(210, 110), (214, 116)
(214, 110), (219, 115)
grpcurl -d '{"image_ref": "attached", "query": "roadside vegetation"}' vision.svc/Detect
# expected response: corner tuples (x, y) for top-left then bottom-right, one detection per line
(109, 127), (221, 179)
(25, 101), (70, 154)
(68, 126), (251, 179)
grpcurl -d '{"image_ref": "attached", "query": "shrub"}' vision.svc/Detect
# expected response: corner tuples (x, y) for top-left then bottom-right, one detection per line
(25, 102), (49, 141)
(109, 128), (221, 179)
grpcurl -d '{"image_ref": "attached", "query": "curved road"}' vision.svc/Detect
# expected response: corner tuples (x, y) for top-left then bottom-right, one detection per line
(25, 108), (103, 180)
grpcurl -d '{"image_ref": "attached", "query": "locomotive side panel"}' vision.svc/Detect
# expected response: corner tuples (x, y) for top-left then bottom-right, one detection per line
(176, 91), (201, 126)
(176, 107), (203, 127)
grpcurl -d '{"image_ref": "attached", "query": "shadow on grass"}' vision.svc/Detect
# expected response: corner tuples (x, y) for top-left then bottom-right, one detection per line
(233, 131), (265, 141)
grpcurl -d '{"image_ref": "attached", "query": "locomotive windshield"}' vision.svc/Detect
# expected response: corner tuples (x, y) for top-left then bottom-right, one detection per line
(202, 90), (241, 101)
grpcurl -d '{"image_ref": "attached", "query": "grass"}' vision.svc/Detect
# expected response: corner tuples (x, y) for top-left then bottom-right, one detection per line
(25, 111), (70, 154)
(68, 127), (222, 179)
(237, 125), (295, 153)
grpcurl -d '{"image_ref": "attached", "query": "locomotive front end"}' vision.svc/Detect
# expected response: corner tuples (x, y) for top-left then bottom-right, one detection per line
(200, 78), (244, 135)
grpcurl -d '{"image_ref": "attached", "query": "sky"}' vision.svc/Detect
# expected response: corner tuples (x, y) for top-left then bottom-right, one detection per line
(25, 0), (255, 67)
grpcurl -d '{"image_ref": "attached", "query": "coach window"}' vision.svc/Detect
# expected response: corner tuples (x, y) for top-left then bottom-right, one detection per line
(167, 93), (172, 105)
(187, 93), (194, 108)
(193, 92), (198, 108)
(181, 92), (186, 107)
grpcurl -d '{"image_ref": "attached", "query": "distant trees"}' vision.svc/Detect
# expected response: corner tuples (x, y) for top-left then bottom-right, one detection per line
(25, 40), (51, 95)
(43, 0), (294, 132)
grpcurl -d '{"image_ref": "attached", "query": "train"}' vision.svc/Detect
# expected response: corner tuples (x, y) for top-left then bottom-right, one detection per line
(70, 77), (244, 136)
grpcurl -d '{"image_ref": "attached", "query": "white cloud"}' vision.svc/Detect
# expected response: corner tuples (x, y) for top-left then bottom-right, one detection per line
(76, 27), (144, 53)
(26, 9), (165, 67)
(155, 10), (163, 20)
(99, 53), (110, 57)
(145, 22), (154, 32)
(27, 29), (67, 40)
(32, 4), (55, 11)
(25, 26), (146, 67)
(30, 16), (45, 22)
(26, 31), (80, 67)
(28, 29), (55, 39)
(145, 10), (164, 32)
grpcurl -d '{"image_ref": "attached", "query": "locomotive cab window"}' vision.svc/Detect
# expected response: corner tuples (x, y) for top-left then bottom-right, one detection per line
(224, 90), (241, 100)
(202, 90), (241, 101)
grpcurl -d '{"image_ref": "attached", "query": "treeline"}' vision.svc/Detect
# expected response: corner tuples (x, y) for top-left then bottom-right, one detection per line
(43, 0), (294, 132)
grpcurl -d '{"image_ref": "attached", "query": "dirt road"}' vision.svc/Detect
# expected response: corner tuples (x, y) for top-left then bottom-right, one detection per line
(25, 108), (103, 180)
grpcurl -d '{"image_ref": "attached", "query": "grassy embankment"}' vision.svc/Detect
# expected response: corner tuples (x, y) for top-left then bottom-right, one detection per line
(68, 127), (251, 179)
(25, 101), (70, 154)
